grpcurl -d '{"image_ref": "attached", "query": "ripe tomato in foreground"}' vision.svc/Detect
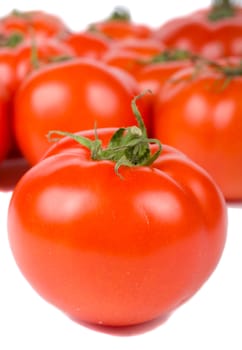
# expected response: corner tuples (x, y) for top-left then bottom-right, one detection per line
(8, 95), (227, 327)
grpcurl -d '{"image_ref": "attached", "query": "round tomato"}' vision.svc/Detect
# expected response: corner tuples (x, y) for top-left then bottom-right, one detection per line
(88, 7), (152, 41)
(102, 38), (165, 78)
(109, 37), (165, 56)
(154, 1), (242, 59)
(0, 36), (75, 159)
(135, 50), (193, 118)
(61, 31), (111, 59)
(0, 86), (11, 162)
(0, 36), (22, 157)
(0, 47), (17, 95)
(13, 58), (149, 165)
(0, 9), (68, 38)
(153, 62), (242, 201)
(8, 117), (227, 326)
(0, 32), (26, 94)
(136, 50), (192, 95)
(102, 49), (147, 78)
(14, 37), (75, 85)
(0, 34), (74, 94)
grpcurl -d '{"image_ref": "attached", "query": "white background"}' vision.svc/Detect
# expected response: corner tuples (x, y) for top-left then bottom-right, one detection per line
(1, 1), (242, 349)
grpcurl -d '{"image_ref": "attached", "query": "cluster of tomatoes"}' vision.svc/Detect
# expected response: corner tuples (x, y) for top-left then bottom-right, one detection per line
(2, 0), (241, 328)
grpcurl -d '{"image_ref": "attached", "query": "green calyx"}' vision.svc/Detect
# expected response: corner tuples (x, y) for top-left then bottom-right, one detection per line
(11, 9), (31, 20)
(47, 55), (73, 63)
(208, 0), (237, 21)
(0, 33), (23, 48)
(48, 92), (162, 177)
(88, 7), (131, 35)
(194, 55), (242, 77)
(107, 6), (131, 21)
(215, 61), (242, 77)
(148, 49), (192, 64)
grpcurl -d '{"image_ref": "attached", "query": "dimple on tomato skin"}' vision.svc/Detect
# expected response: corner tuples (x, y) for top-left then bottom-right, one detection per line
(7, 128), (227, 327)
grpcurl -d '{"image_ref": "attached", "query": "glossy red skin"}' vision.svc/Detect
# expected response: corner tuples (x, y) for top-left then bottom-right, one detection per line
(8, 128), (227, 326)
(155, 7), (242, 59)
(0, 87), (11, 162)
(14, 37), (75, 85)
(0, 49), (17, 94)
(137, 60), (191, 93)
(0, 48), (22, 158)
(90, 20), (152, 41)
(13, 58), (149, 165)
(136, 60), (192, 110)
(153, 67), (242, 201)
(102, 50), (147, 78)
(0, 37), (75, 159)
(0, 36), (74, 94)
(62, 31), (111, 59)
(0, 10), (68, 38)
(110, 37), (165, 56)
(102, 38), (164, 79)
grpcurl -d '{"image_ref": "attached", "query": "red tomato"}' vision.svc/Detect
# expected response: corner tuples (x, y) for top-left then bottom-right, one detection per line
(8, 124), (227, 326)
(89, 7), (152, 41)
(153, 63), (242, 201)
(90, 20), (152, 41)
(0, 37), (22, 157)
(137, 60), (191, 94)
(0, 48), (17, 94)
(136, 52), (192, 117)
(13, 58), (149, 165)
(0, 36), (75, 159)
(0, 35), (74, 92)
(0, 9), (68, 38)
(110, 37), (165, 56)
(102, 38), (165, 78)
(0, 87), (11, 162)
(0, 32), (25, 94)
(154, 2), (242, 59)
(14, 37), (75, 85)
(61, 31), (110, 59)
(102, 50), (147, 77)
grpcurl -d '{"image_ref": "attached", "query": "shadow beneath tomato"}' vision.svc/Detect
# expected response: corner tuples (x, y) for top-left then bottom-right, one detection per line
(72, 312), (171, 337)
(0, 157), (30, 191)
(227, 200), (242, 209)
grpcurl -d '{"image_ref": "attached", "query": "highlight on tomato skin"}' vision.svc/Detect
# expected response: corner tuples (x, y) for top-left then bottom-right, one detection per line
(0, 87), (11, 163)
(7, 104), (228, 327)
(87, 7), (153, 42)
(153, 1), (242, 59)
(0, 9), (69, 39)
(60, 31), (111, 59)
(12, 58), (151, 166)
(152, 59), (242, 202)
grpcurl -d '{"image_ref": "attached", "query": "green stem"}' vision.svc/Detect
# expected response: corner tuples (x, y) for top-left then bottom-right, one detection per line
(48, 92), (162, 178)
(28, 29), (40, 69)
